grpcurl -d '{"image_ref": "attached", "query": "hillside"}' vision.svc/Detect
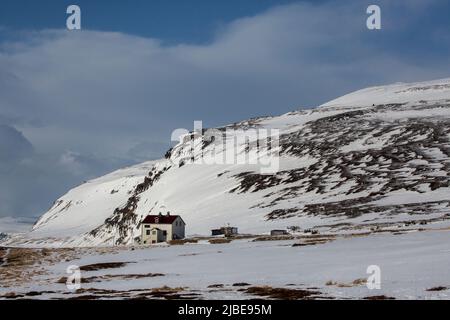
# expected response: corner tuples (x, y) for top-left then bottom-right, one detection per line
(2, 78), (450, 247)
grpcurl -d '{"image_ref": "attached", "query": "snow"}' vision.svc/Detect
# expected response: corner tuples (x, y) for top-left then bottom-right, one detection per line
(320, 78), (450, 108)
(367, 107), (450, 123)
(2, 229), (450, 299)
(373, 188), (450, 207)
(30, 160), (156, 238)
(339, 128), (403, 153)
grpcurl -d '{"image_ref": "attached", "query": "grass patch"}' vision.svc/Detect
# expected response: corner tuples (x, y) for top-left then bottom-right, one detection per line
(363, 295), (395, 300)
(208, 238), (232, 244)
(79, 262), (128, 271)
(253, 235), (295, 242)
(135, 286), (200, 300)
(232, 282), (251, 287)
(57, 272), (165, 284)
(169, 239), (198, 245)
(245, 286), (321, 300)
(426, 286), (448, 291)
(325, 278), (366, 288)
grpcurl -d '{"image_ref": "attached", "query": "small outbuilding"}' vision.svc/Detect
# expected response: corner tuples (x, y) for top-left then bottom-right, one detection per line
(211, 226), (238, 237)
(270, 229), (289, 236)
(141, 213), (186, 244)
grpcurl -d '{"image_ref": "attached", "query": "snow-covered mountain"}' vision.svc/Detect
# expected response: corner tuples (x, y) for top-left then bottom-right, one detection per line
(3, 78), (450, 247)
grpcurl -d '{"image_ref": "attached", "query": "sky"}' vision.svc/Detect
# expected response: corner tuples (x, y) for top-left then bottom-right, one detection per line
(0, 0), (449, 221)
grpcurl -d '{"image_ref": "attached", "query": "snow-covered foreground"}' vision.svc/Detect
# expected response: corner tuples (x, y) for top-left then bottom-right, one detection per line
(1, 227), (450, 300)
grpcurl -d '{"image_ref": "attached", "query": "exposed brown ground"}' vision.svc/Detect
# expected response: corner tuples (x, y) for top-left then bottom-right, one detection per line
(79, 262), (129, 271)
(1, 226), (448, 300)
(208, 238), (232, 244)
(363, 295), (396, 300)
(244, 286), (322, 300)
(426, 286), (448, 292)
(0, 247), (78, 288)
(325, 278), (367, 288)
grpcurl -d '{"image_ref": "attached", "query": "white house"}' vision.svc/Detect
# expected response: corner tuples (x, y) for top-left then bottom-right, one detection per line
(141, 213), (186, 244)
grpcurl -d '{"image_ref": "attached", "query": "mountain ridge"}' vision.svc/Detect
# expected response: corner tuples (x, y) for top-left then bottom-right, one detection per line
(3, 77), (450, 247)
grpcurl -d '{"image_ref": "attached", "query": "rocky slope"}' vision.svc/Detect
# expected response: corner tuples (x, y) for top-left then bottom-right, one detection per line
(3, 78), (450, 247)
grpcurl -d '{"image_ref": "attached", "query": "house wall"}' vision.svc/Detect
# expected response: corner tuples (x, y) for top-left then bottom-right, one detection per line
(141, 224), (153, 244)
(141, 223), (174, 243)
(270, 230), (288, 236)
(172, 217), (185, 239)
(149, 229), (165, 243)
(151, 223), (173, 240)
(140, 217), (185, 244)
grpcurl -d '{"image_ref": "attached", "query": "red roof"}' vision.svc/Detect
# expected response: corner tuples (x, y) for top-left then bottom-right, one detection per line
(142, 214), (181, 225)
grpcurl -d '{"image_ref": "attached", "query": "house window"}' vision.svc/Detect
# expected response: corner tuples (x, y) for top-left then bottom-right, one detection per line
(152, 230), (157, 235)
(145, 225), (150, 229)
(163, 230), (167, 236)
(146, 230), (150, 235)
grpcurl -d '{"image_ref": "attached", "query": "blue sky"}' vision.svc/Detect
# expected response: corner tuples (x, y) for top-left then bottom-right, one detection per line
(0, 0), (302, 43)
(0, 0), (449, 220)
